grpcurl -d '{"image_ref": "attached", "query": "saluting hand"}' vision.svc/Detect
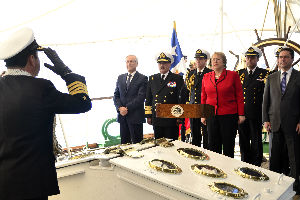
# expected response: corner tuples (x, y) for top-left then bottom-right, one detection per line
(201, 118), (206, 125)
(43, 47), (72, 77)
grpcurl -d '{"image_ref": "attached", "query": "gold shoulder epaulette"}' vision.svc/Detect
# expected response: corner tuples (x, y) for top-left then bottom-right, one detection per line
(263, 70), (270, 83)
(239, 73), (245, 84)
(185, 73), (195, 91)
(67, 81), (88, 95)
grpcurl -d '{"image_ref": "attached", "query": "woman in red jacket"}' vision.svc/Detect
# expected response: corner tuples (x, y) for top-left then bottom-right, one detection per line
(201, 52), (245, 158)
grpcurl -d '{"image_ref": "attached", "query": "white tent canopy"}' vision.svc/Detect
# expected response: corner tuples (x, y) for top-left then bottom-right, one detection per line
(1, 0), (299, 147)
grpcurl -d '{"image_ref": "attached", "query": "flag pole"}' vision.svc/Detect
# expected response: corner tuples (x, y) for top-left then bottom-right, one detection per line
(173, 21), (176, 33)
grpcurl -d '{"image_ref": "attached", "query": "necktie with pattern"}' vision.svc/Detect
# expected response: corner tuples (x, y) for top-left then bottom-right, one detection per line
(281, 72), (287, 94)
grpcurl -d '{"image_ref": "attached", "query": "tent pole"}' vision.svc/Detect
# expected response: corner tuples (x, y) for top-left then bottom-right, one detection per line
(220, 0), (224, 52)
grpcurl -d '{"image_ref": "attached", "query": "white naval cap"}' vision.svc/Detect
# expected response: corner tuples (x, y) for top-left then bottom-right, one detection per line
(156, 51), (174, 64)
(0, 28), (35, 60)
(244, 46), (262, 58)
(194, 49), (210, 60)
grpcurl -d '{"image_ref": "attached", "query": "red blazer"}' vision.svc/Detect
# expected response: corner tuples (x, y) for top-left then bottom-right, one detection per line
(201, 69), (244, 116)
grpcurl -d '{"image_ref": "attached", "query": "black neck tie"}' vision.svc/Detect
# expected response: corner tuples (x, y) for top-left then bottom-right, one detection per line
(249, 70), (253, 77)
(126, 74), (132, 89)
(161, 74), (165, 84)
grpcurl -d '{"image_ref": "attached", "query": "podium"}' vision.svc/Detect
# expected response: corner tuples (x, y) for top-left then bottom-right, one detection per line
(156, 104), (215, 118)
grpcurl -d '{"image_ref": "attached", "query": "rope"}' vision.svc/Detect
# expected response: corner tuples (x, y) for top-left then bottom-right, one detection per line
(287, 2), (300, 33)
(225, 14), (245, 49)
(261, 0), (271, 38)
(284, 17), (300, 47)
(91, 96), (113, 101)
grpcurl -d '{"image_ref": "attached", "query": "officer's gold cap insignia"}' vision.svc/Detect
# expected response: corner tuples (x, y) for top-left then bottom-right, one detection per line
(196, 49), (202, 54)
(248, 47), (255, 52)
(275, 47), (283, 57)
(160, 52), (166, 58)
(244, 46), (261, 57)
(157, 52), (171, 62)
(194, 49), (209, 59)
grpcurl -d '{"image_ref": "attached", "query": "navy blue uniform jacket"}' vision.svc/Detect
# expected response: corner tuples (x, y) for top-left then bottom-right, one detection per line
(145, 71), (184, 126)
(0, 73), (91, 200)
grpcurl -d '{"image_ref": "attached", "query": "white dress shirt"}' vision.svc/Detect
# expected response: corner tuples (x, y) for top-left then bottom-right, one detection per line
(160, 71), (169, 80)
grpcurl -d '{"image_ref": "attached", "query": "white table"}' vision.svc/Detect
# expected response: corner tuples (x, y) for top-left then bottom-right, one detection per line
(110, 140), (295, 200)
(50, 140), (295, 200)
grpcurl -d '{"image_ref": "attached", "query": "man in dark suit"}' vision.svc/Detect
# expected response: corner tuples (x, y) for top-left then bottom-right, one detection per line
(113, 55), (147, 144)
(184, 49), (212, 147)
(0, 28), (91, 200)
(145, 52), (184, 140)
(238, 46), (269, 166)
(262, 47), (300, 194)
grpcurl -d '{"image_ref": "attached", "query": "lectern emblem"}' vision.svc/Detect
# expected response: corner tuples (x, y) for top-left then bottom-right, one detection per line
(171, 105), (184, 117)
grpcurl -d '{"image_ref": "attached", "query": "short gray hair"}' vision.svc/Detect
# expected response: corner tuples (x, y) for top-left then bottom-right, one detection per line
(126, 55), (138, 64)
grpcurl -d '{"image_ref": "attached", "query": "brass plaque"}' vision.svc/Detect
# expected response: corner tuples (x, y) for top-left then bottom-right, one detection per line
(177, 148), (209, 160)
(209, 182), (248, 199)
(191, 164), (226, 178)
(149, 159), (182, 174)
(156, 104), (215, 118)
(234, 167), (269, 181)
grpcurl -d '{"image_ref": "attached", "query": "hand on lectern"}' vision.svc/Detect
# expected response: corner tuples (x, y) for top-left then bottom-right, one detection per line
(238, 116), (245, 124)
(147, 118), (152, 125)
(201, 118), (206, 125)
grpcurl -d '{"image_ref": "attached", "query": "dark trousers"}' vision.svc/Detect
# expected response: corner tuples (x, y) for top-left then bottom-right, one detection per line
(207, 114), (238, 158)
(190, 118), (208, 148)
(270, 128), (300, 194)
(153, 126), (178, 140)
(180, 120), (186, 142)
(120, 119), (143, 144)
(238, 118), (263, 166)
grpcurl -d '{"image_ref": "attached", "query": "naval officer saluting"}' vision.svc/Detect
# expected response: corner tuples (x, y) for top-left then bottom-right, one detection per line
(0, 28), (91, 200)
(145, 52), (184, 140)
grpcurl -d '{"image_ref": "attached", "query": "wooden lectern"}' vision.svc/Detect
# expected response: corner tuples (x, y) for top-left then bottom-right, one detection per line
(156, 104), (215, 118)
